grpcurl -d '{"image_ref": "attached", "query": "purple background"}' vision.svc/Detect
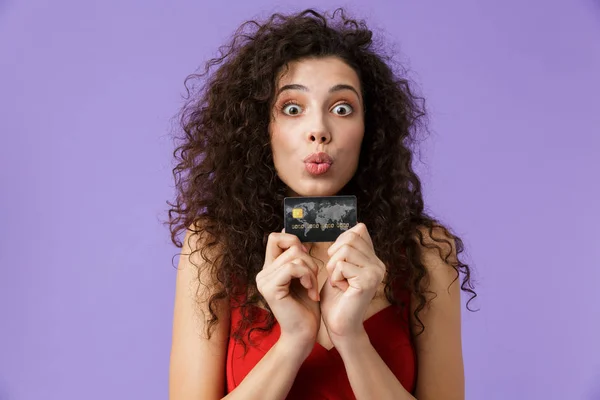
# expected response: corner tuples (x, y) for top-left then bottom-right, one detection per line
(1, 1), (599, 399)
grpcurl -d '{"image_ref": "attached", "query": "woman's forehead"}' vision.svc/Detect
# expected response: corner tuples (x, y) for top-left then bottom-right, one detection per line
(276, 57), (359, 85)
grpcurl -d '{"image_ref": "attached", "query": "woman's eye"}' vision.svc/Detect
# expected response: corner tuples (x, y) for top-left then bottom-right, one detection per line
(282, 103), (303, 115)
(332, 104), (353, 116)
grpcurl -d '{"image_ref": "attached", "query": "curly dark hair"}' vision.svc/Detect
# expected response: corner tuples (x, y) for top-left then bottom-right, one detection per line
(166, 7), (476, 349)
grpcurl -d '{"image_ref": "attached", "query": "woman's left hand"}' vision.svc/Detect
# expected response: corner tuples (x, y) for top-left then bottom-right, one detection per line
(319, 223), (386, 347)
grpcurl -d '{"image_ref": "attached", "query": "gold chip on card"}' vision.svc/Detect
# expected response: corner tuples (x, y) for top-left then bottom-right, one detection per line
(292, 208), (304, 218)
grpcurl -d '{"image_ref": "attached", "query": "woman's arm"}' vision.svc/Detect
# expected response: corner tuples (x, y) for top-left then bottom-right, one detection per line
(223, 336), (310, 400)
(335, 225), (465, 400)
(336, 332), (416, 400)
(169, 226), (314, 400)
(225, 231), (321, 400)
(169, 227), (230, 400)
(410, 226), (464, 400)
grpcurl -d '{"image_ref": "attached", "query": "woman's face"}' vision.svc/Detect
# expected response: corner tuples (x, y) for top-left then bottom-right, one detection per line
(269, 56), (365, 197)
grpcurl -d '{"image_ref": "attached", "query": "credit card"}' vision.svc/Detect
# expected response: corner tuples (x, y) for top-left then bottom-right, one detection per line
(283, 195), (357, 242)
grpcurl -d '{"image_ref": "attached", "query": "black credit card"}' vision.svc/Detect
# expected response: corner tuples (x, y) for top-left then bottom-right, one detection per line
(283, 195), (357, 242)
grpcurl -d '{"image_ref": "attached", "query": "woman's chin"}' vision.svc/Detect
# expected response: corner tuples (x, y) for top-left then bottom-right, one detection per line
(286, 185), (341, 198)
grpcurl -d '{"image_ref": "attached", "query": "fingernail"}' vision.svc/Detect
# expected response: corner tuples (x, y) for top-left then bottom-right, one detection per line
(302, 245), (308, 252)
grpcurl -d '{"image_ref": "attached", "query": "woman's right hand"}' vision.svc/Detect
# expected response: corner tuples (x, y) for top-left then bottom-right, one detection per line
(256, 231), (321, 353)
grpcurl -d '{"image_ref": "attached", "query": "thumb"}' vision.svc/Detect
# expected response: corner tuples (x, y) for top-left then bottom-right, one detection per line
(320, 276), (348, 298)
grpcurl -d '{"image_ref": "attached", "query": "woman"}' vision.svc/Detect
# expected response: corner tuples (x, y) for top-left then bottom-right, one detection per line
(167, 8), (476, 400)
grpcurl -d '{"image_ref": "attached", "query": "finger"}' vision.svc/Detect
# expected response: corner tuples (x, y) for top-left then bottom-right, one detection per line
(330, 261), (361, 291)
(274, 262), (314, 289)
(331, 260), (382, 292)
(272, 246), (318, 276)
(308, 259), (320, 301)
(326, 243), (373, 275)
(327, 229), (374, 258)
(286, 260), (319, 302)
(304, 265), (320, 301)
(331, 260), (362, 280)
(265, 232), (303, 265)
(297, 264), (313, 290)
(331, 222), (373, 251)
(266, 261), (310, 289)
(352, 222), (374, 248)
(290, 257), (320, 301)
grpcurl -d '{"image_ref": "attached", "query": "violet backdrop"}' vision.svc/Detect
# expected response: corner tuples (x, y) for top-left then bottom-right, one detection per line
(1, 0), (599, 399)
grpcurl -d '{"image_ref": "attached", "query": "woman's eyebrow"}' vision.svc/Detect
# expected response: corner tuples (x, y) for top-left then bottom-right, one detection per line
(277, 83), (360, 99)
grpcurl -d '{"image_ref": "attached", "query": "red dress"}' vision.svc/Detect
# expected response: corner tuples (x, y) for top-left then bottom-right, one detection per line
(225, 283), (417, 399)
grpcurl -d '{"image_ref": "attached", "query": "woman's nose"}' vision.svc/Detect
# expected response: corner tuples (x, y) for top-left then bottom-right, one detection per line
(307, 130), (331, 144)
